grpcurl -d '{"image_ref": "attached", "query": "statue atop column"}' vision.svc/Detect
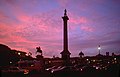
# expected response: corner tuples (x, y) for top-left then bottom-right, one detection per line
(64, 9), (67, 16)
(36, 46), (43, 56)
(60, 9), (71, 65)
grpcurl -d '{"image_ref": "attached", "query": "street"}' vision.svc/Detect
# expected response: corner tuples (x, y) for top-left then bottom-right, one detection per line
(1, 69), (119, 77)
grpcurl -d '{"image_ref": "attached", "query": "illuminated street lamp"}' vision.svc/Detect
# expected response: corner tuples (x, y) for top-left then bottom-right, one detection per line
(98, 45), (101, 54)
(26, 53), (28, 56)
(93, 60), (96, 62)
(114, 58), (116, 60)
(18, 52), (21, 55)
(10, 61), (12, 64)
(86, 59), (89, 61)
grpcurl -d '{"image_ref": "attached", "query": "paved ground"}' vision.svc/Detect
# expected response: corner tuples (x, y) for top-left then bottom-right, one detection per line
(1, 70), (119, 77)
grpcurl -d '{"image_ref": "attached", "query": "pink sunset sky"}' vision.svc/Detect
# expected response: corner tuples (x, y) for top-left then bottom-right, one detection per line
(0, 0), (120, 58)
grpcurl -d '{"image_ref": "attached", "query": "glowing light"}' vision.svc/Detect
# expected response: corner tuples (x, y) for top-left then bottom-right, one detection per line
(93, 60), (96, 62)
(49, 61), (51, 63)
(26, 54), (28, 56)
(98, 45), (101, 50)
(96, 67), (99, 70)
(46, 69), (49, 71)
(89, 61), (90, 63)
(98, 47), (101, 50)
(31, 65), (34, 67)
(80, 68), (83, 71)
(18, 52), (21, 55)
(10, 61), (12, 64)
(24, 69), (29, 74)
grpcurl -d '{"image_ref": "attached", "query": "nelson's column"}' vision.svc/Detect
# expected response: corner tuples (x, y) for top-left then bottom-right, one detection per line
(60, 9), (71, 62)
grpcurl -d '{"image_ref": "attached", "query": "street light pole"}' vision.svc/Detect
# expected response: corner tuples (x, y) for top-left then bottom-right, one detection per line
(98, 45), (101, 54)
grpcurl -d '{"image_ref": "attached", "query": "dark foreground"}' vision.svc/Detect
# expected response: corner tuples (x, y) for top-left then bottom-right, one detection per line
(1, 69), (120, 77)
(1, 63), (120, 77)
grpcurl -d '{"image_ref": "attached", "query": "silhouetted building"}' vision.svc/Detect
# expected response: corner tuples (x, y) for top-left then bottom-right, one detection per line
(79, 51), (84, 58)
(60, 9), (71, 60)
(96, 53), (103, 57)
(112, 52), (115, 57)
(14, 50), (27, 57)
(106, 52), (109, 56)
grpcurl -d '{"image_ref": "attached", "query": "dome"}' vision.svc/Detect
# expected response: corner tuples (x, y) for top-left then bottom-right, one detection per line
(79, 51), (84, 56)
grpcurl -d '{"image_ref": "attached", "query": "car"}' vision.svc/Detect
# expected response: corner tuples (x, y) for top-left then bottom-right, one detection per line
(1, 67), (29, 75)
(51, 66), (78, 73)
(51, 66), (65, 73)
(45, 66), (57, 71)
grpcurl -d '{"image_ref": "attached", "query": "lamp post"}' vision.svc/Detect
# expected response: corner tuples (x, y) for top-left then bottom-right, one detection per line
(18, 52), (21, 55)
(98, 45), (101, 54)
